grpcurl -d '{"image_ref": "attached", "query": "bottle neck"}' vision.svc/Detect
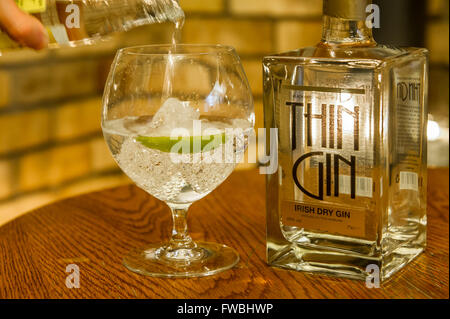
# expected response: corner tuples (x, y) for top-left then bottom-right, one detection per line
(321, 14), (376, 46)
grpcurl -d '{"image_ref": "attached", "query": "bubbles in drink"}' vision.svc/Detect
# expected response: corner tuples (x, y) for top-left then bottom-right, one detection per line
(102, 99), (253, 204)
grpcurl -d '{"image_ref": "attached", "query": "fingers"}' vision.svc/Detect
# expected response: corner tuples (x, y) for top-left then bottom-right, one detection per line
(0, 0), (48, 49)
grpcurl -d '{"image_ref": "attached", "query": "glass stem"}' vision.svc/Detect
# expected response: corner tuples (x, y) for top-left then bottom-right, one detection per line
(167, 204), (196, 250)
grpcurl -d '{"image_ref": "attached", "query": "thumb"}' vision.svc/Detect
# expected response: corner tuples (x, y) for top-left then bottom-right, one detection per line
(0, 0), (49, 49)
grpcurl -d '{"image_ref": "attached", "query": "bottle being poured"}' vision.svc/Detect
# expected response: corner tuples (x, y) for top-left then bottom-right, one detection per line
(0, 0), (185, 51)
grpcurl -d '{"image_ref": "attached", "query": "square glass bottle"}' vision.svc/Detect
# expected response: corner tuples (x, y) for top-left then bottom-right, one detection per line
(263, 0), (428, 281)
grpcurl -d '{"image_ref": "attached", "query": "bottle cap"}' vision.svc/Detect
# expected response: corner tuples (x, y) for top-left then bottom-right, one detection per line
(323, 0), (371, 20)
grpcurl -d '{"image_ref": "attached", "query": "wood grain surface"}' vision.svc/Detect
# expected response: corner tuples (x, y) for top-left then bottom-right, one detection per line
(0, 168), (448, 299)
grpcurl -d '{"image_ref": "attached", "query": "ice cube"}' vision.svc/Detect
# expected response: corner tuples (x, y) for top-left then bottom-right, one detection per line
(149, 98), (199, 135)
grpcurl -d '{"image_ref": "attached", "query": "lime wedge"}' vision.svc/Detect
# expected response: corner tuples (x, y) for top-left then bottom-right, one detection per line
(135, 133), (226, 153)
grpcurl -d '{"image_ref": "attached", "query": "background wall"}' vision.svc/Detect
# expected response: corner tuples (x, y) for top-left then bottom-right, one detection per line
(0, 0), (448, 224)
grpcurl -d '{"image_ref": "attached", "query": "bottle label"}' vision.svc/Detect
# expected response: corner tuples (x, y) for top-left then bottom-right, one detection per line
(15, 0), (47, 13)
(392, 72), (424, 193)
(281, 201), (366, 238)
(47, 25), (70, 44)
(277, 72), (375, 238)
(399, 171), (419, 191)
(395, 77), (421, 168)
(338, 175), (373, 198)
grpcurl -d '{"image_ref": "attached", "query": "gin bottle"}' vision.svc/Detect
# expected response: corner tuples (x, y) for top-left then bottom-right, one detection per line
(263, 0), (428, 281)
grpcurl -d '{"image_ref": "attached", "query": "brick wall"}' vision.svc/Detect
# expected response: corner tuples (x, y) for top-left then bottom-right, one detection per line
(0, 0), (449, 220)
(426, 0), (449, 167)
(0, 52), (119, 202)
(0, 35), (134, 209)
(426, 0), (449, 118)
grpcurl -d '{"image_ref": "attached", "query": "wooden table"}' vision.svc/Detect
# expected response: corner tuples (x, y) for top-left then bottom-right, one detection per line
(0, 169), (448, 299)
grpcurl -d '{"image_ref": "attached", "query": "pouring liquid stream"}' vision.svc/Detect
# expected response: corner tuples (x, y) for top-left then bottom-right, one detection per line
(162, 18), (185, 100)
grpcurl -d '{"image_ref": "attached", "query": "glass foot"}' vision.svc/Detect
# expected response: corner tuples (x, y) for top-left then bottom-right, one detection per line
(123, 242), (240, 278)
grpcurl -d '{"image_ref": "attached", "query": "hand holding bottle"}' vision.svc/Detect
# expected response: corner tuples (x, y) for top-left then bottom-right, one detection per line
(0, 0), (183, 51)
(0, 0), (48, 49)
